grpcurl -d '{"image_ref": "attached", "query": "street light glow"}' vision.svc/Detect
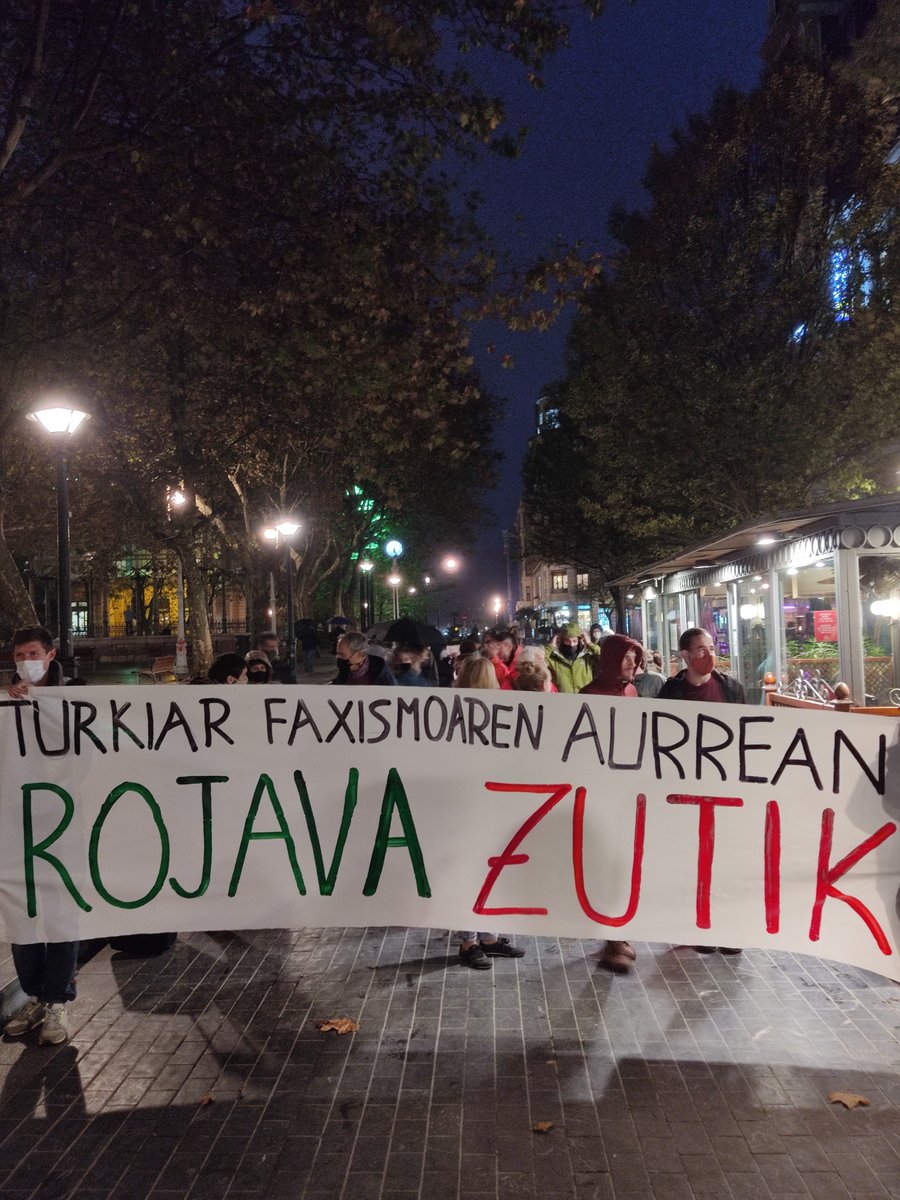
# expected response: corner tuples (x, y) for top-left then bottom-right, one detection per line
(26, 395), (91, 436)
(359, 559), (374, 573)
(443, 556), (459, 572)
(388, 574), (402, 587)
(275, 519), (301, 537)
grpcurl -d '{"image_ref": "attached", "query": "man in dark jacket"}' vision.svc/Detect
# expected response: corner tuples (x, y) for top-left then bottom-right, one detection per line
(659, 627), (745, 955)
(4, 627), (78, 1045)
(658, 628), (745, 705)
(334, 632), (395, 685)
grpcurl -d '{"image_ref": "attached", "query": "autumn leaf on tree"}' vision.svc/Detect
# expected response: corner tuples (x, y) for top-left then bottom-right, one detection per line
(317, 1018), (360, 1035)
(828, 1091), (870, 1110)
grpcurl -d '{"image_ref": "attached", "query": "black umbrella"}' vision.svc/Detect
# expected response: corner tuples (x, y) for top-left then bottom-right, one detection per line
(385, 617), (445, 648)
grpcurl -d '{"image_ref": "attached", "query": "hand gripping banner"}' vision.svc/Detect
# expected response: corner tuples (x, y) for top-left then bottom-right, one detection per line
(1, 687), (899, 979)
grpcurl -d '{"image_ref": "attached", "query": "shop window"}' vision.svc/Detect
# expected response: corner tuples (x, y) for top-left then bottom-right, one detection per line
(737, 575), (771, 703)
(858, 555), (900, 704)
(700, 588), (731, 669)
(551, 572), (568, 592)
(778, 558), (840, 697)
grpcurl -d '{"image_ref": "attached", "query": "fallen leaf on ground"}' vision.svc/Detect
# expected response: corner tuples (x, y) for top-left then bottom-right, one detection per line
(316, 1018), (360, 1035)
(198, 1094), (214, 1106)
(828, 1091), (870, 1109)
(532, 1121), (554, 1133)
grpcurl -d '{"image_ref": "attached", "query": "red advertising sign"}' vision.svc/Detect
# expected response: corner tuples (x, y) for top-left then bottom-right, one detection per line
(814, 609), (838, 642)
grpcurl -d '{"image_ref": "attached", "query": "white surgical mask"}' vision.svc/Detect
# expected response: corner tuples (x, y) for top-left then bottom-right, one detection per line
(19, 657), (49, 684)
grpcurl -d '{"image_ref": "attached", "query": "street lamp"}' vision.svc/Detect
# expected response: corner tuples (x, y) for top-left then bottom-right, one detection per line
(388, 573), (402, 619)
(166, 485), (189, 677)
(359, 559), (374, 629)
(492, 595), (502, 621)
(26, 393), (91, 663)
(264, 518), (301, 677)
(385, 539), (404, 620)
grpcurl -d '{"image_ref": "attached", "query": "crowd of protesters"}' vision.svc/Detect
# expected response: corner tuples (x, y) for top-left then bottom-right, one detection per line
(3, 616), (738, 1042)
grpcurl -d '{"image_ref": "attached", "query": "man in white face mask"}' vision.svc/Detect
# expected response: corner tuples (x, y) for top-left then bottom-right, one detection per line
(4, 627), (77, 1044)
(7, 625), (64, 695)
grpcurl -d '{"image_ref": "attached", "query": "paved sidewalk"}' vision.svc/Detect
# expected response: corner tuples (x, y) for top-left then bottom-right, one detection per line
(2, 932), (900, 1199)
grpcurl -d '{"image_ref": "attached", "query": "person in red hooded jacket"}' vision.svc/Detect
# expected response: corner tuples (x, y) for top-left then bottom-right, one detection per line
(580, 633), (642, 698)
(579, 633), (643, 973)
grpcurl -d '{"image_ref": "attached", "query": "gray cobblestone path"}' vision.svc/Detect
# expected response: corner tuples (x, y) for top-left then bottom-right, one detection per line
(2, 931), (900, 1198)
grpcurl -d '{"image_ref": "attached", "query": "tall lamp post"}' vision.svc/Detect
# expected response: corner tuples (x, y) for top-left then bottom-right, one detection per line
(166, 486), (190, 677)
(359, 559), (374, 629)
(385, 539), (404, 621)
(26, 395), (91, 664)
(264, 518), (301, 676)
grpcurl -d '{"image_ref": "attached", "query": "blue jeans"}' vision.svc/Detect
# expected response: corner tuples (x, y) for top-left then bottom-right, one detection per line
(12, 942), (79, 1004)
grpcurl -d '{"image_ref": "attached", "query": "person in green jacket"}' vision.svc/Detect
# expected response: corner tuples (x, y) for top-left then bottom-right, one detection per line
(543, 623), (600, 693)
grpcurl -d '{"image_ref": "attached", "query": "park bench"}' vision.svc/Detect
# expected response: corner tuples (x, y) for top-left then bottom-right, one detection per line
(136, 654), (177, 684)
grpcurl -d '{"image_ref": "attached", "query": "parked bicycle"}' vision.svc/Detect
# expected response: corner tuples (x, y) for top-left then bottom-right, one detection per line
(777, 669), (835, 704)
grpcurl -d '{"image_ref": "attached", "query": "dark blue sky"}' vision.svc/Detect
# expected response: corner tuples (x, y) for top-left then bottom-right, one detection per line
(455, 0), (768, 619)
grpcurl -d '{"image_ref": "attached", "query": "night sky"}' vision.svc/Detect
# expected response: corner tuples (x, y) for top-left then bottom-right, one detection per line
(452, 0), (768, 620)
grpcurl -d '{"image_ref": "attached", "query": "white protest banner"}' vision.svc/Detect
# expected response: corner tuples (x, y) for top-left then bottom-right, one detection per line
(1, 686), (899, 978)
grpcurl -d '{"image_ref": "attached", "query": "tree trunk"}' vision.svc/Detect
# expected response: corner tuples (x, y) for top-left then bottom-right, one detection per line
(182, 550), (213, 676)
(0, 526), (39, 632)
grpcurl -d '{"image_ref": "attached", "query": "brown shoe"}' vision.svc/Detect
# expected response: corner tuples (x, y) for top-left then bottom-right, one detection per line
(599, 941), (634, 974)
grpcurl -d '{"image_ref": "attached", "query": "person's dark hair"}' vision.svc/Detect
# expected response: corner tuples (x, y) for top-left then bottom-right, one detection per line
(483, 625), (519, 648)
(678, 627), (709, 652)
(510, 672), (545, 692)
(458, 638), (479, 657)
(12, 626), (54, 650)
(208, 652), (247, 683)
(391, 640), (427, 658)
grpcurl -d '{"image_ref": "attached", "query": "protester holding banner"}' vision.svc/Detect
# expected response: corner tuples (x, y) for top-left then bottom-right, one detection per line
(579, 634), (642, 699)
(504, 645), (557, 692)
(453, 655), (525, 969)
(577, 633), (644, 974)
(4, 627), (79, 1046)
(659, 626), (746, 956)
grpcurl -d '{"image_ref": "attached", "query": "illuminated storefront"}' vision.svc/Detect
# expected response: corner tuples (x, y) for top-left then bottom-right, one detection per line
(615, 496), (900, 705)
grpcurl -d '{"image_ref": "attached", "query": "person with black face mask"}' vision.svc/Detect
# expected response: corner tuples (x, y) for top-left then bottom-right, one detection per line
(333, 632), (395, 685)
(245, 651), (273, 683)
(384, 642), (435, 686)
(543, 623), (599, 693)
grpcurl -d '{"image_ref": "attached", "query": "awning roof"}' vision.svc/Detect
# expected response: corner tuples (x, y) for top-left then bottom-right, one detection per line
(613, 493), (900, 585)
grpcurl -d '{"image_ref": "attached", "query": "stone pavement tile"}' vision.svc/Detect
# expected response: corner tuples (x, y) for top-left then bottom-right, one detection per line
(798, 1174), (853, 1199)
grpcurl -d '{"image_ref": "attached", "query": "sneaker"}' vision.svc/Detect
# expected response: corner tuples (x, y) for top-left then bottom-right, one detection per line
(598, 941), (635, 974)
(718, 947), (743, 955)
(4, 998), (45, 1037)
(38, 1003), (69, 1046)
(694, 945), (717, 953)
(480, 937), (525, 958)
(459, 944), (492, 970)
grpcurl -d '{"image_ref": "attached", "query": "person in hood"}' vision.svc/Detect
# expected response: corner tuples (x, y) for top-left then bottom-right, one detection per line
(577, 632), (642, 974)
(579, 634), (642, 697)
(543, 623), (599, 693)
(245, 650), (273, 683)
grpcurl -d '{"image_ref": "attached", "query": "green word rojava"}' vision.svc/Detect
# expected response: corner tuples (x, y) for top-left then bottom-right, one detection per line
(21, 768), (430, 918)
(0, 694), (544, 755)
